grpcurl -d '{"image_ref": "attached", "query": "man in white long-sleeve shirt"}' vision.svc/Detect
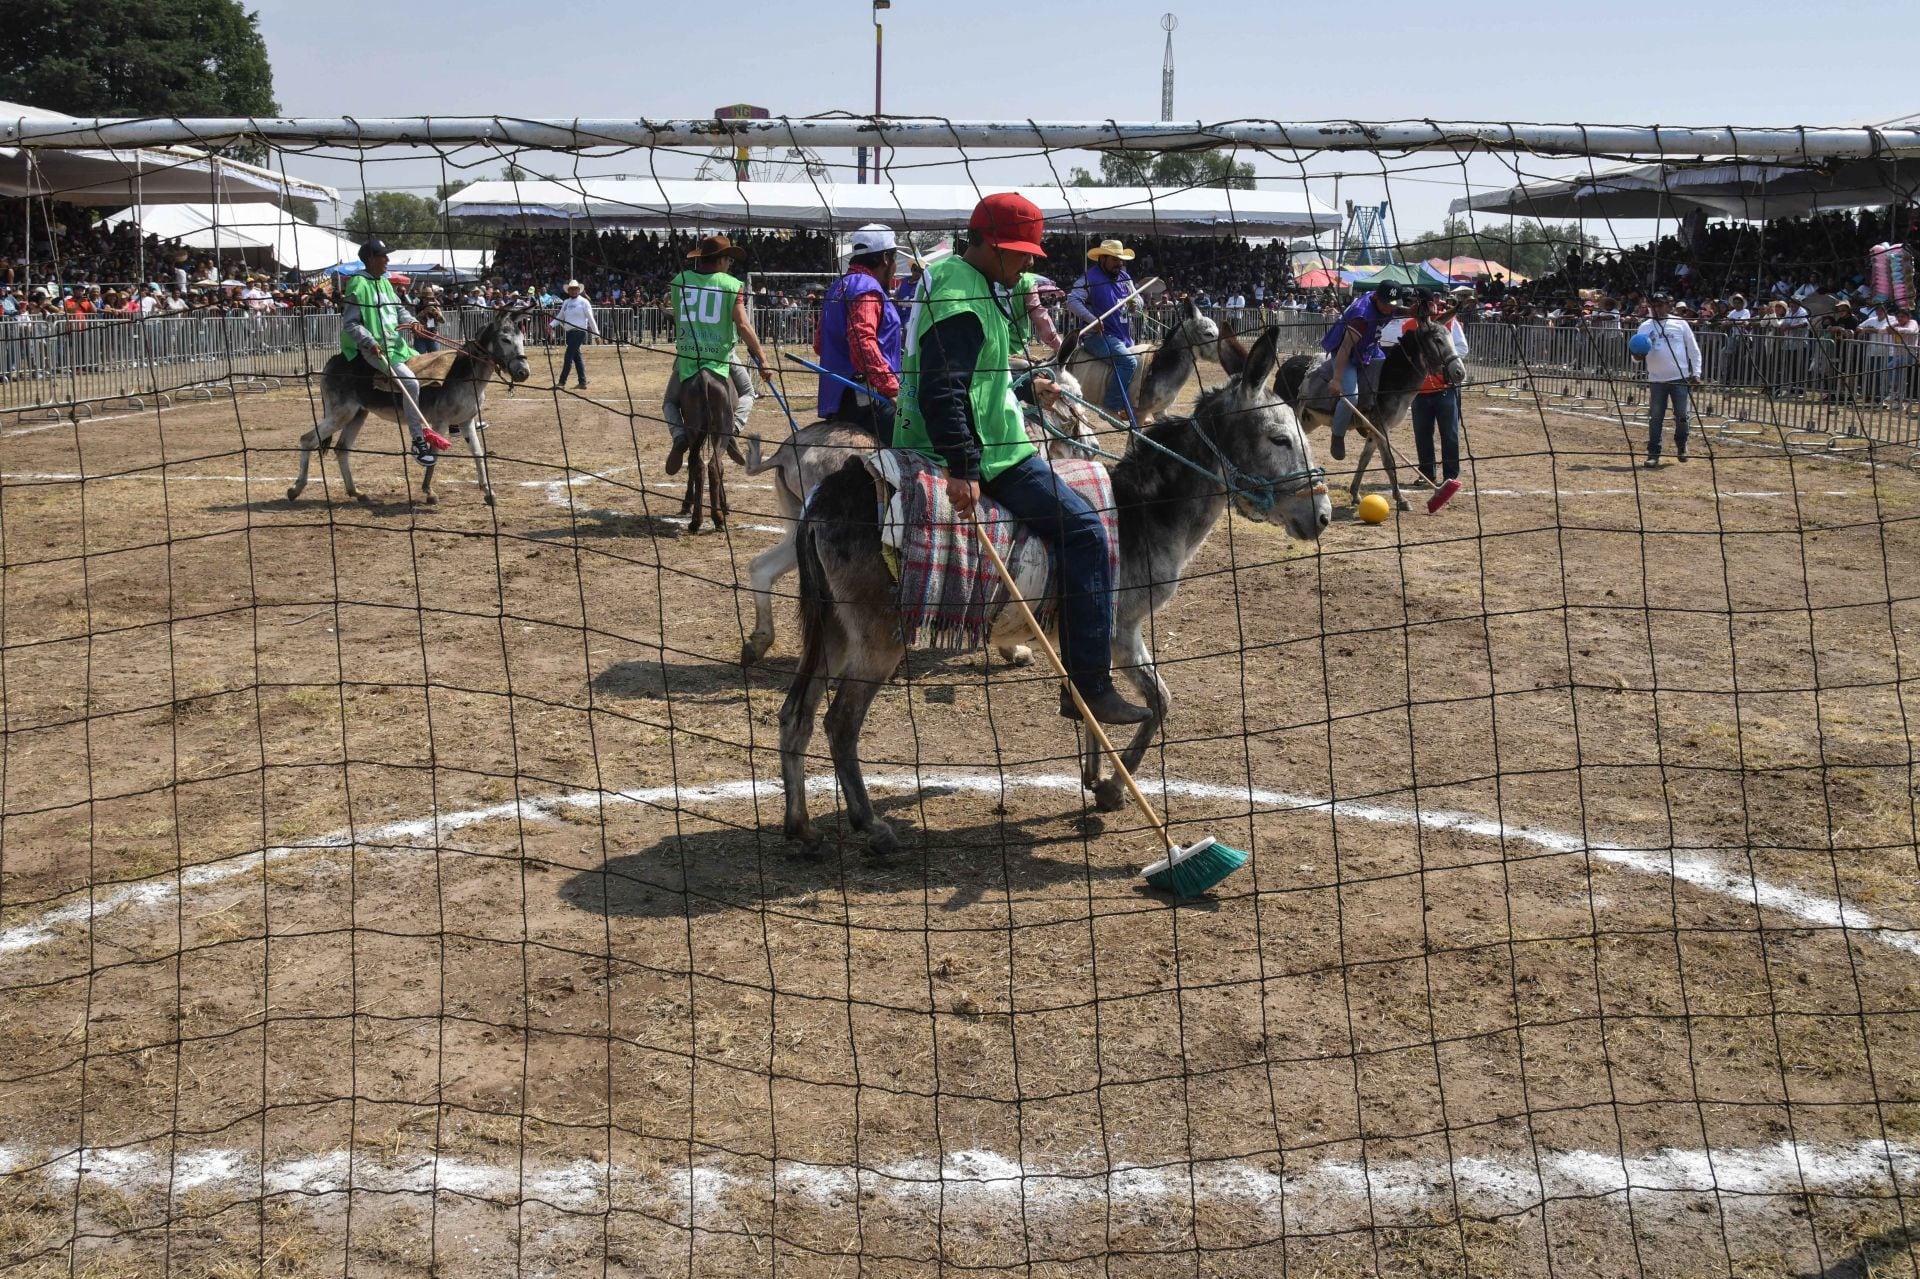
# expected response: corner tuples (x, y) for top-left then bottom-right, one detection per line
(550, 279), (598, 389)
(1631, 293), (1703, 466)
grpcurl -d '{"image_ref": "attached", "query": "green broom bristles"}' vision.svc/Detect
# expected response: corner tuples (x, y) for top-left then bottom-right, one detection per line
(1140, 836), (1249, 900)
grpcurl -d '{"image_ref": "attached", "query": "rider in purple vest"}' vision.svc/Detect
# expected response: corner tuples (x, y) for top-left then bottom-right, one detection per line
(814, 223), (904, 441)
(1066, 239), (1144, 420)
(1321, 282), (1405, 461)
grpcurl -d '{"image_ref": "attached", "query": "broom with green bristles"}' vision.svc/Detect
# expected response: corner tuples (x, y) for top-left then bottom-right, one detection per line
(966, 511), (1249, 900)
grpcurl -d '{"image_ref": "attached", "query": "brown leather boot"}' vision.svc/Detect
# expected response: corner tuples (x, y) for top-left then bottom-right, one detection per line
(665, 436), (689, 476)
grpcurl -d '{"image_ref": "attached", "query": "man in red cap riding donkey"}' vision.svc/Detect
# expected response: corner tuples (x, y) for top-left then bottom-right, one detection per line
(891, 193), (1149, 726)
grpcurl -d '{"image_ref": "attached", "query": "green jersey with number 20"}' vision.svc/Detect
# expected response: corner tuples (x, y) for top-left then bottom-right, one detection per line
(671, 269), (743, 380)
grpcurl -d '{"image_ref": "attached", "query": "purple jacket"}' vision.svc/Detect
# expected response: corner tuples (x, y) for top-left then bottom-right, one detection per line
(1072, 263), (1135, 343)
(817, 268), (904, 416)
(1322, 292), (1392, 365)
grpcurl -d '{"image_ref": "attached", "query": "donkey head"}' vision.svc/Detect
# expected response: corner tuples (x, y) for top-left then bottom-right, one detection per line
(481, 307), (533, 383)
(1200, 326), (1330, 541)
(1177, 298), (1222, 360)
(1400, 320), (1465, 390)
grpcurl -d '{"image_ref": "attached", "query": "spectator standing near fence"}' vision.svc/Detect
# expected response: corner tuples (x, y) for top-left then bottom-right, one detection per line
(551, 279), (598, 389)
(663, 235), (767, 476)
(1631, 293), (1702, 466)
(814, 223), (904, 441)
(1067, 239), (1145, 421)
(1408, 291), (1471, 487)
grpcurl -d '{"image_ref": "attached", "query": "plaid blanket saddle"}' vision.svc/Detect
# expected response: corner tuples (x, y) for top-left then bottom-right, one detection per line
(865, 450), (1119, 651)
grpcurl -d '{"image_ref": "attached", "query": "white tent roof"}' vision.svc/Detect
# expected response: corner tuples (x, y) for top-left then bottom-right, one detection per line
(105, 202), (359, 272)
(1453, 157), (1920, 221)
(2, 100), (335, 205)
(445, 178), (1336, 236)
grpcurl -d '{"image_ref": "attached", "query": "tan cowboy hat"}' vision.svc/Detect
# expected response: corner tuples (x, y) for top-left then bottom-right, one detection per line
(1086, 238), (1136, 262)
(687, 234), (747, 262)
(564, 279), (583, 291)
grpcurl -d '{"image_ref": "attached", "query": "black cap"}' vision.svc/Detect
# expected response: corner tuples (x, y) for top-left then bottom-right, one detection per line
(358, 239), (392, 263)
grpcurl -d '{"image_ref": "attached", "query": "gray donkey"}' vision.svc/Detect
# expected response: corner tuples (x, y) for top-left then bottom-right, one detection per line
(287, 313), (532, 507)
(777, 327), (1331, 856)
(738, 367), (1103, 667)
(1061, 298), (1223, 423)
(1267, 323), (1464, 511)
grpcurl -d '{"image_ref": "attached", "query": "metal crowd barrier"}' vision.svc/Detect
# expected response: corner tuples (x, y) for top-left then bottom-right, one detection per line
(7, 304), (1915, 450)
(0, 311), (345, 415)
(1460, 321), (1920, 449)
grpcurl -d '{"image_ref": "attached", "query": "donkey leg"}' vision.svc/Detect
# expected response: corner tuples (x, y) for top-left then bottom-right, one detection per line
(462, 419), (494, 506)
(708, 453), (728, 531)
(824, 641), (905, 856)
(1092, 625), (1169, 813)
(333, 411), (369, 501)
(742, 533), (797, 665)
(1349, 433), (1377, 507)
(289, 400), (349, 501)
(778, 640), (832, 847)
(1377, 432), (1409, 510)
(685, 438), (705, 534)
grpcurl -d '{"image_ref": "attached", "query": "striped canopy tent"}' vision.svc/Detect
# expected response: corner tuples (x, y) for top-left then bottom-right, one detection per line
(1423, 256), (1527, 285)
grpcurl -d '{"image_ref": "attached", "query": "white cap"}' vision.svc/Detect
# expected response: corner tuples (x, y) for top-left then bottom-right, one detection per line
(849, 223), (897, 256)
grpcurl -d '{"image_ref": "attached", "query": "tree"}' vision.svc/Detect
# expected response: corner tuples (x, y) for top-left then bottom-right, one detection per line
(344, 191), (491, 250)
(1068, 150), (1255, 191)
(0, 0), (275, 117)
(501, 163), (528, 183)
(435, 180), (471, 204)
(280, 196), (318, 225)
(1397, 214), (1603, 280)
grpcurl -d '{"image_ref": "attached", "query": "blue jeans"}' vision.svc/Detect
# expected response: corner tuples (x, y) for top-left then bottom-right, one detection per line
(1647, 380), (1691, 458)
(1410, 386), (1461, 482)
(982, 454), (1116, 699)
(560, 331), (587, 385)
(1329, 360), (1362, 438)
(1082, 332), (1139, 420)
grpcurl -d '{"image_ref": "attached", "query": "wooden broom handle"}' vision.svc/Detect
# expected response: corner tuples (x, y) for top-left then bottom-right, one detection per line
(966, 509), (1175, 854)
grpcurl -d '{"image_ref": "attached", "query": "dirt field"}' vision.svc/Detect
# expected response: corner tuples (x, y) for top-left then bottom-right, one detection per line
(3, 340), (1918, 1278)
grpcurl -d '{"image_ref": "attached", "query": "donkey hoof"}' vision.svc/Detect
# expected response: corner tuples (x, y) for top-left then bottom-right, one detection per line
(741, 633), (773, 666)
(284, 486), (300, 503)
(1092, 779), (1128, 813)
(420, 492), (438, 506)
(866, 821), (901, 859)
(352, 490), (368, 503)
(484, 491), (496, 507)
(1397, 498), (1411, 512)
(784, 817), (819, 848)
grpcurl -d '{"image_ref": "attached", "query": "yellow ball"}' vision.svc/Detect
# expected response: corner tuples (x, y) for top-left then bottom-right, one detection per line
(1356, 493), (1392, 524)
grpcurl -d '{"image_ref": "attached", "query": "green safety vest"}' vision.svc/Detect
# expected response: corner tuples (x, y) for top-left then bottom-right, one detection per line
(893, 256), (1035, 483)
(671, 269), (743, 379)
(1011, 271), (1042, 347)
(339, 272), (416, 366)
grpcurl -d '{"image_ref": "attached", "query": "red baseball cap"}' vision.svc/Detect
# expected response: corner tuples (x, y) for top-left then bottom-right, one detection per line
(968, 192), (1046, 257)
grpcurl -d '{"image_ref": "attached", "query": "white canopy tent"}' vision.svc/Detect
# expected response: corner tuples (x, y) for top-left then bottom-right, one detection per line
(1452, 157), (1920, 221)
(2, 100), (336, 206)
(445, 178), (1337, 236)
(104, 202), (360, 273)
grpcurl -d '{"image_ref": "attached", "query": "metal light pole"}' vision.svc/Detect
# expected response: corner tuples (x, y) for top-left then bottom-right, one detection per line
(859, 0), (890, 184)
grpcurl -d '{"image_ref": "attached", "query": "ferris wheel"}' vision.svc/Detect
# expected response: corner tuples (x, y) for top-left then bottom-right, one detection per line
(695, 104), (833, 184)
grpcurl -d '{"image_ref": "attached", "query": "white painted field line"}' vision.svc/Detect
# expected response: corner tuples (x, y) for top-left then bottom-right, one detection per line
(1466, 486), (1857, 499)
(4, 771), (1914, 962)
(2, 471), (295, 484)
(1, 1136), (1912, 1231)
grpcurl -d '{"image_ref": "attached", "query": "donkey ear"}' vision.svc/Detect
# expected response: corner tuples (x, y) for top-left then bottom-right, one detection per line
(1217, 326), (1250, 378)
(1239, 325), (1280, 390)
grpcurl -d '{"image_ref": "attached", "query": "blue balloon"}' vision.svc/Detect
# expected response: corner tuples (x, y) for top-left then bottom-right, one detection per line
(1627, 331), (1654, 356)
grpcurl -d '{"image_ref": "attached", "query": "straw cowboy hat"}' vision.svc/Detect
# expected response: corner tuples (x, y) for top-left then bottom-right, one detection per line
(1086, 238), (1136, 262)
(564, 279), (583, 291)
(686, 234), (747, 262)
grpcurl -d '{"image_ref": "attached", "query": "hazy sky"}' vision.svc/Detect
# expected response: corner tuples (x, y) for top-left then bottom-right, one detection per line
(251, 0), (1913, 248)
